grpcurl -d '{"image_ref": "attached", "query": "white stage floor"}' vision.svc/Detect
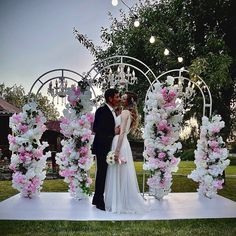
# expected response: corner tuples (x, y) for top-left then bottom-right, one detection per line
(0, 192), (236, 221)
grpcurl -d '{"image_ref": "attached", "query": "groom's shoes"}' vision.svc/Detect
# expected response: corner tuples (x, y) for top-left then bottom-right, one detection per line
(96, 203), (105, 211)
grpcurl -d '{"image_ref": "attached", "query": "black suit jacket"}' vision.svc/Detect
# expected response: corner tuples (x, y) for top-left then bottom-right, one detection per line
(92, 104), (115, 156)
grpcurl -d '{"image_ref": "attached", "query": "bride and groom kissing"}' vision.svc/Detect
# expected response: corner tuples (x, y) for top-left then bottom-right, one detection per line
(92, 88), (147, 214)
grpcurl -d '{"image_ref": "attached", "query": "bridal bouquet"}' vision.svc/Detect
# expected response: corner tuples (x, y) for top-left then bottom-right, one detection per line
(106, 151), (116, 165)
(106, 151), (127, 165)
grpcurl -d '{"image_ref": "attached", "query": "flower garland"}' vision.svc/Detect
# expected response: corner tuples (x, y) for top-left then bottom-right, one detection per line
(188, 115), (230, 198)
(56, 81), (94, 199)
(143, 76), (183, 199)
(8, 102), (50, 198)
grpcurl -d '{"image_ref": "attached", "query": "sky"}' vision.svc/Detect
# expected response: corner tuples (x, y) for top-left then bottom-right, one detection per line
(0, 0), (138, 94)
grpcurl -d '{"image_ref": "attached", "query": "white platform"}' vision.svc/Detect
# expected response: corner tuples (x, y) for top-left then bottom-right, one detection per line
(0, 192), (236, 221)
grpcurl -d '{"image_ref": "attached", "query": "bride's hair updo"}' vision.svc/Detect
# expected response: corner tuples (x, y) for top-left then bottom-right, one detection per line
(124, 91), (139, 134)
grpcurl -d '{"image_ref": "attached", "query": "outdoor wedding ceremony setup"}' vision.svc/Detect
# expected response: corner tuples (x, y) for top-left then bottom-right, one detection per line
(0, 55), (236, 221)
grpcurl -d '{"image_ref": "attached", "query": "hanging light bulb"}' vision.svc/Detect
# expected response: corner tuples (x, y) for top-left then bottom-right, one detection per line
(112, 0), (118, 6)
(149, 35), (155, 44)
(134, 19), (140, 27)
(178, 57), (183, 63)
(164, 48), (169, 55)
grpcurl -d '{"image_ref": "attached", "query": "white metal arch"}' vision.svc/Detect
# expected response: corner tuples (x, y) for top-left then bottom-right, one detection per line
(145, 69), (212, 117)
(85, 55), (156, 90)
(28, 69), (97, 103)
(143, 68), (213, 195)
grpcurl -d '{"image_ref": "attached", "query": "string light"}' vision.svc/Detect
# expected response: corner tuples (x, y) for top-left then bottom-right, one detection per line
(112, 0), (184, 63)
(134, 19), (140, 27)
(149, 36), (155, 44)
(164, 48), (170, 55)
(112, 0), (118, 6)
(178, 57), (183, 63)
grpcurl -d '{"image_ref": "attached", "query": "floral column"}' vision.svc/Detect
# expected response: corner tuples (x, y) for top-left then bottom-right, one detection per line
(143, 76), (183, 199)
(56, 81), (94, 200)
(188, 115), (230, 198)
(8, 102), (50, 198)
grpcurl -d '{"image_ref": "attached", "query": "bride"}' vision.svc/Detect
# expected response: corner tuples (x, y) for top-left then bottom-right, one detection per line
(105, 91), (147, 213)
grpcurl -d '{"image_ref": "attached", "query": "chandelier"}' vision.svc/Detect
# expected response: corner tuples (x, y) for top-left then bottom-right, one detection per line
(47, 76), (69, 104)
(107, 64), (137, 89)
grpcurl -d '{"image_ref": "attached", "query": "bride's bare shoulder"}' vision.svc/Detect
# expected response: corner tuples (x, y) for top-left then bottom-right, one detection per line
(121, 109), (130, 117)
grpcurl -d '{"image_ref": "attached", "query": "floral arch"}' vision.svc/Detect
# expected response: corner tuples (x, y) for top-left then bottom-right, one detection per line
(8, 57), (229, 200)
(9, 69), (97, 199)
(143, 68), (229, 199)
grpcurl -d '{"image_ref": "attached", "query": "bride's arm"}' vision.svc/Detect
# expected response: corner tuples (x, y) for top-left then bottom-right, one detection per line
(114, 110), (130, 160)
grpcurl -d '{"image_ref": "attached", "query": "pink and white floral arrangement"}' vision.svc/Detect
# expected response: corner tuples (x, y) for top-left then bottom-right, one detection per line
(56, 81), (94, 199)
(188, 115), (230, 198)
(143, 76), (183, 199)
(8, 102), (51, 198)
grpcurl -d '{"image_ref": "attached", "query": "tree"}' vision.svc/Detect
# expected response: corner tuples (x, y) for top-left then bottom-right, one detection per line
(0, 83), (59, 120)
(74, 0), (236, 140)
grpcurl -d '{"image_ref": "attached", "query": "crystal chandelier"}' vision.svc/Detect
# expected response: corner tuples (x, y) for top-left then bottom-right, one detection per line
(47, 76), (69, 104)
(107, 64), (137, 89)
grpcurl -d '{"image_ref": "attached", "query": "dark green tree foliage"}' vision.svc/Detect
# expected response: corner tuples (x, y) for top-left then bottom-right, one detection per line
(0, 83), (59, 121)
(74, 0), (236, 140)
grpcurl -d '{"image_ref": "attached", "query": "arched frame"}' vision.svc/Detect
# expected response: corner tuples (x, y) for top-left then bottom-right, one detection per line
(27, 56), (213, 196)
(28, 69), (97, 103)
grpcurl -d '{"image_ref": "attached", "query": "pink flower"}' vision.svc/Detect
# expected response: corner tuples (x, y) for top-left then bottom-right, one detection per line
(213, 147), (220, 153)
(211, 127), (220, 134)
(158, 152), (166, 160)
(34, 149), (43, 159)
(60, 169), (75, 177)
(146, 146), (155, 157)
(79, 146), (88, 155)
(19, 124), (28, 133)
(78, 156), (88, 165)
(60, 117), (70, 125)
(35, 116), (41, 123)
(171, 157), (179, 165)
(161, 136), (170, 145)
(8, 135), (16, 144)
(86, 113), (94, 123)
(87, 177), (92, 185)
(79, 119), (85, 126)
(158, 120), (168, 131)
(213, 179), (224, 189)
(11, 113), (23, 123)
(13, 172), (26, 184)
(81, 133), (92, 142)
(209, 140), (219, 149)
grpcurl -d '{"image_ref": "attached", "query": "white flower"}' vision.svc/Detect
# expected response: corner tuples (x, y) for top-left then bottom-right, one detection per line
(188, 115), (230, 198)
(143, 80), (183, 199)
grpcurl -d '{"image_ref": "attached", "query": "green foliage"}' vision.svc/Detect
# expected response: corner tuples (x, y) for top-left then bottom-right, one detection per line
(0, 83), (59, 120)
(180, 149), (195, 161)
(74, 0), (236, 141)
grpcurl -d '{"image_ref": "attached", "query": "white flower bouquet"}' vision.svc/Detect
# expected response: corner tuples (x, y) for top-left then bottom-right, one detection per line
(106, 151), (116, 165)
(106, 151), (127, 165)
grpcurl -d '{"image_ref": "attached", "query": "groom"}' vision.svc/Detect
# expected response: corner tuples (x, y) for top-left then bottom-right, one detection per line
(92, 88), (121, 210)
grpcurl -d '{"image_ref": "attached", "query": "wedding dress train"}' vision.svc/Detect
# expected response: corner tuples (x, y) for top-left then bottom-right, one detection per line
(105, 111), (147, 213)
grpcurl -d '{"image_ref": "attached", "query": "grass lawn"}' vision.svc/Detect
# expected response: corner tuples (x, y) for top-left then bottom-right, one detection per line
(0, 161), (235, 235)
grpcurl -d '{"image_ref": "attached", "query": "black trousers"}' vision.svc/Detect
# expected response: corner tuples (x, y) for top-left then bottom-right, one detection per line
(92, 154), (108, 205)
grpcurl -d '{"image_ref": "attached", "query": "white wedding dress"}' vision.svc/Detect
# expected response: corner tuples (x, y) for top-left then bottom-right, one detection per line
(105, 110), (147, 214)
